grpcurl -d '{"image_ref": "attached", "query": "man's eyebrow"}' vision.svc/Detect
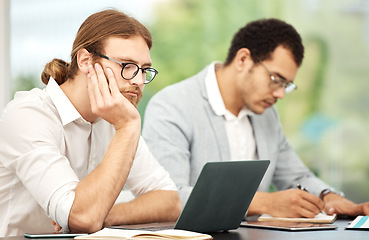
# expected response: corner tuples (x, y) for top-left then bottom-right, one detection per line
(116, 57), (152, 67)
(274, 72), (290, 82)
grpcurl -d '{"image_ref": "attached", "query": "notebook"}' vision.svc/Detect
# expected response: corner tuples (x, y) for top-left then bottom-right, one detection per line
(115, 160), (270, 233)
(257, 212), (337, 223)
(346, 216), (369, 230)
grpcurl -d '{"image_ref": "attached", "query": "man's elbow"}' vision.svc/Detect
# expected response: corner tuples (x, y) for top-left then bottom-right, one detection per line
(167, 191), (183, 221)
(68, 211), (104, 234)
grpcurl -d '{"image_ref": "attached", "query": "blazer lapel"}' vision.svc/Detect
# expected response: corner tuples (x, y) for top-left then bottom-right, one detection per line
(198, 68), (231, 161)
(249, 115), (269, 160)
(204, 106), (230, 161)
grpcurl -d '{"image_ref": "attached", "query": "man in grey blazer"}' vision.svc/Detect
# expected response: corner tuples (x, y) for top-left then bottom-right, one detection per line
(143, 18), (369, 218)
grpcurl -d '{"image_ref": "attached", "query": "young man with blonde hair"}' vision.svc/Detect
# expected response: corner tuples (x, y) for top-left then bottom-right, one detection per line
(0, 9), (181, 237)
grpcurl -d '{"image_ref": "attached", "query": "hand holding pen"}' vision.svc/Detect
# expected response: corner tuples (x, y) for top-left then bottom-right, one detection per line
(297, 184), (325, 214)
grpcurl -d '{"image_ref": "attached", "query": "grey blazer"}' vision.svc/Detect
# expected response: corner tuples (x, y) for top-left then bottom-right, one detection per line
(143, 64), (332, 205)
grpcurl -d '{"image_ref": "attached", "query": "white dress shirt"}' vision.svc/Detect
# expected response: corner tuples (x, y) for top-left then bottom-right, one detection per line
(205, 62), (258, 160)
(0, 78), (176, 237)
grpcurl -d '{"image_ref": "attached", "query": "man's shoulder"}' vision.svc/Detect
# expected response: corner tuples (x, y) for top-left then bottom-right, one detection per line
(2, 88), (52, 116)
(0, 88), (62, 132)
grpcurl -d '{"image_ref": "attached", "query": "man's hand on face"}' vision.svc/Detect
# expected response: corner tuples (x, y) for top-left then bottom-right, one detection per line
(87, 63), (141, 130)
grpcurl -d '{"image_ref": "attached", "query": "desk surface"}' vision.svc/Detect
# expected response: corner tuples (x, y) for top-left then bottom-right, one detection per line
(212, 219), (368, 240)
(2, 219), (368, 240)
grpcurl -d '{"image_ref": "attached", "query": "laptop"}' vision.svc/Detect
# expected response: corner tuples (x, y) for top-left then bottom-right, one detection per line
(115, 160), (270, 233)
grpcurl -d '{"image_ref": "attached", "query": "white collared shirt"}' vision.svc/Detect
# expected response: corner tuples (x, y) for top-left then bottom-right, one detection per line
(0, 78), (176, 237)
(205, 62), (258, 160)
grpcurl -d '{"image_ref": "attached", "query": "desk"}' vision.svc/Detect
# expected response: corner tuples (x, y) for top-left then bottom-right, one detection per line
(1, 220), (367, 240)
(212, 219), (368, 240)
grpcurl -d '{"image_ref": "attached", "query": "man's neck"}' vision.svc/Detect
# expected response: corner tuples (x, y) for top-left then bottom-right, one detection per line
(60, 75), (97, 123)
(215, 64), (243, 116)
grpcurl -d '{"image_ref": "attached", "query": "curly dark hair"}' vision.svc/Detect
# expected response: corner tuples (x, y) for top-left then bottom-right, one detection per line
(224, 18), (304, 67)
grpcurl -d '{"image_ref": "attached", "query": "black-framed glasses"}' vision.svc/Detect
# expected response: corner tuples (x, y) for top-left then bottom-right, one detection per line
(94, 52), (158, 84)
(258, 60), (297, 94)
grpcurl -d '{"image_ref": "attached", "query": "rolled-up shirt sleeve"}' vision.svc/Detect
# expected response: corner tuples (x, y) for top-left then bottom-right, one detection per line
(50, 184), (76, 230)
(124, 137), (177, 196)
(0, 98), (80, 232)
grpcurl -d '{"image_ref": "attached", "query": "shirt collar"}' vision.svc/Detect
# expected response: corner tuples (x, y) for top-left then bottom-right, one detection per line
(205, 62), (227, 116)
(46, 78), (84, 126)
(205, 62), (254, 118)
(224, 107), (254, 120)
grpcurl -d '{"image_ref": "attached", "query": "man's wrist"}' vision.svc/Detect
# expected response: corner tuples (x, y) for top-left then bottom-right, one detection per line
(320, 188), (344, 201)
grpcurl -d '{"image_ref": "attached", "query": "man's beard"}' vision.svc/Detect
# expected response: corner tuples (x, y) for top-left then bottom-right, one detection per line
(122, 86), (143, 108)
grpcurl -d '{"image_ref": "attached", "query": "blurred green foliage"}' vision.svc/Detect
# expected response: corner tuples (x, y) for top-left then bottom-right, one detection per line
(144, 0), (369, 203)
(11, 74), (43, 98)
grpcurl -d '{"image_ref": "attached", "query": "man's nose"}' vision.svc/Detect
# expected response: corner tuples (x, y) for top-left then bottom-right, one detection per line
(272, 86), (285, 99)
(128, 70), (145, 86)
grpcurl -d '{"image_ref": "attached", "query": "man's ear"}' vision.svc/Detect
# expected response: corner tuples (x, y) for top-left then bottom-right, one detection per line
(234, 48), (253, 71)
(77, 48), (92, 74)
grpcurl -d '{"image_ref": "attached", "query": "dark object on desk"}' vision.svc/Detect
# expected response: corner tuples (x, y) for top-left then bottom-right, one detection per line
(241, 221), (338, 231)
(24, 232), (87, 238)
(116, 160), (270, 233)
(111, 222), (177, 231)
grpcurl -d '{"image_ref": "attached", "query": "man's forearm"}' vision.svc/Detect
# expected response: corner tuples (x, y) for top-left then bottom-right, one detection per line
(104, 190), (182, 226)
(247, 192), (270, 216)
(68, 124), (141, 233)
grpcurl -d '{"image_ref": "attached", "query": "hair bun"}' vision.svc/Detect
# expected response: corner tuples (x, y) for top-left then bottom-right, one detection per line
(41, 58), (70, 85)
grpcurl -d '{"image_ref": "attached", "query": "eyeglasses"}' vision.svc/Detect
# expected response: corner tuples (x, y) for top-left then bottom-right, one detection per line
(257, 60), (297, 94)
(94, 52), (158, 84)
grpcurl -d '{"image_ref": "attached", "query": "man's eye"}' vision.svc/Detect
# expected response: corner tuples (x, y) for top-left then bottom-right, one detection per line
(124, 65), (134, 69)
(271, 75), (280, 83)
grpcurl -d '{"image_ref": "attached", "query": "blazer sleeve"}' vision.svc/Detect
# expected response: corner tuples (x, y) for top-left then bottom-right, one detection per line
(142, 85), (194, 205)
(261, 107), (334, 196)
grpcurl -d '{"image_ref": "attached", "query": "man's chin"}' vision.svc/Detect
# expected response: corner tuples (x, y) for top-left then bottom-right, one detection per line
(128, 99), (138, 108)
(254, 101), (275, 114)
(125, 96), (141, 108)
(250, 106), (267, 115)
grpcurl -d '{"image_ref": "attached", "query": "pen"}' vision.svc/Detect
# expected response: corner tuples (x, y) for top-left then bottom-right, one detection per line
(297, 184), (309, 192)
(297, 184), (326, 213)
